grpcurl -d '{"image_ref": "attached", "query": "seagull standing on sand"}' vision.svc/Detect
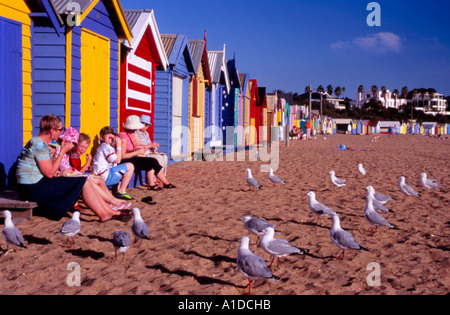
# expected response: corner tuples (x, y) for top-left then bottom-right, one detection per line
(307, 191), (337, 225)
(366, 186), (392, 213)
(369, 187), (393, 204)
(358, 163), (367, 175)
(420, 173), (440, 189)
(237, 236), (280, 294)
(399, 176), (419, 196)
(241, 216), (274, 245)
(131, 208), (150, 244)
(269, 168), (285, 185)
(113, 231), (131, 261)
(245, 168), (261, 190)
(330, 170), (346, 187)
(330, 214), (368, 260)
(59, 211), (81, 248)
(364, 196), (399, 235)
(2, 210), (27, 252)
(260, 227), (308, 268)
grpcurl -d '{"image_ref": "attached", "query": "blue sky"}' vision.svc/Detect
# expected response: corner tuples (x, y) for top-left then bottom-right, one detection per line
(121, 0), (450, 98)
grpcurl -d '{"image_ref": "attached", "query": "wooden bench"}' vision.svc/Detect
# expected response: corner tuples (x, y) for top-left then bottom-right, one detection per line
(0, 190), (36, 222)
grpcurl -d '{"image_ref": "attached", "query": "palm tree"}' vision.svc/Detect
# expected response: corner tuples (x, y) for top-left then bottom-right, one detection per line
(342, 86), (346, 98)
(393, 89), (399, 109)
(358, 85), (364, 101)
(371, 85), (378, 99)
(335, 86), (342, 99)
(327, 84), (333, 96)
(381, 86), (387, 108)
(317, 85), (324, 117)
(412, 88), (419, 119)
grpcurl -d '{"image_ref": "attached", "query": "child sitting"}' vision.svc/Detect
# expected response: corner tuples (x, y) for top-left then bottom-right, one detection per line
(93, 126), (135, 200)
(70, 133), (92, 173)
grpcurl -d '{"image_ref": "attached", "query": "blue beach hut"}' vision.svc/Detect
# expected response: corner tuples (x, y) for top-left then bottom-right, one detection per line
(206, 45), (230, 148)
(155, 34), (196, 162)
(0, 0), (33, 187)
(30, 0), (132, 156)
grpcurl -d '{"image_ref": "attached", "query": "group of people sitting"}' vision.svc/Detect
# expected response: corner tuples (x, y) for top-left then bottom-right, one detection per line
(289, 126), (307, 140)
(15, 114), (177, 222)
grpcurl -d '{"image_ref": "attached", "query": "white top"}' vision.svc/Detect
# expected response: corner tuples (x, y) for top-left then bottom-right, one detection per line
(92, 143), (118, 180)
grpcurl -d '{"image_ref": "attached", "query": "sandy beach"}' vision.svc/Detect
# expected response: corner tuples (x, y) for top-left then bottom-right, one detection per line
(0, 134), (449, 295)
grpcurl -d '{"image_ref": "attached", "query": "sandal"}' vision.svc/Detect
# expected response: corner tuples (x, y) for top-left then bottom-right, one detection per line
(148, 185), (164, 191)
(163, 183), (178, 189)
(141, 196), (157, 205)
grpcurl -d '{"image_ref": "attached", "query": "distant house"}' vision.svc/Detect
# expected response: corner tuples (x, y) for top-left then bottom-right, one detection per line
(368, 121), (381, 134)
(350, 89), (406, 110)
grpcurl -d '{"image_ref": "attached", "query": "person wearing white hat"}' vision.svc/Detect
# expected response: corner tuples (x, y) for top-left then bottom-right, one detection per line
(119, 115), (177, 191)
(135, 115), (168, 177)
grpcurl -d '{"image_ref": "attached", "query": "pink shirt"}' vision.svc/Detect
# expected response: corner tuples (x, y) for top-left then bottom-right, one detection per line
(119, 131), (136, 153)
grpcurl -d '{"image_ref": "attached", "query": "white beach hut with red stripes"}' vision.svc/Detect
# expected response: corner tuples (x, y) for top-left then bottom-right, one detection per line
(120, 9), (169, 139)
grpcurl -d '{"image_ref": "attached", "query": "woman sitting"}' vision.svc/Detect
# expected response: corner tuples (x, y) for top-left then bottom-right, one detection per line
(15, 114), (131, 222)
(119, 115), (177, 191)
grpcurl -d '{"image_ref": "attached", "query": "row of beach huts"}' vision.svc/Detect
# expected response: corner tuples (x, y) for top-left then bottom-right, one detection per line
(0, 1), (448, 187)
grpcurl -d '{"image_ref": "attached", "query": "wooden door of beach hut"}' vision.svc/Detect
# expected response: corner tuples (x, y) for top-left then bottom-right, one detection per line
(0, 0), (31, 187)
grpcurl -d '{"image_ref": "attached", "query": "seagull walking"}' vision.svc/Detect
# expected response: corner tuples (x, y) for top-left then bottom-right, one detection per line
(237, 236), (280, 294)
(59, 211), (81, 248)
(245, 169), (261, 190)
(131, 208), (150, 245)
(364, 196), (398, 235)
(269, 168), (285, 185)
(260, 227), (308, 268)
(113, 231), (131, 262)
(330, 214), (368, 260)
(307, 191), (337, 225)
(241, 216), (274, 245)
(2, 210), (27, 253)
(330, 170), (346, 187)
(366, 186), (392, 213)
(420, 173), (440, 189)
(399, 176), (419, 196)
(358, 163), (367, 175)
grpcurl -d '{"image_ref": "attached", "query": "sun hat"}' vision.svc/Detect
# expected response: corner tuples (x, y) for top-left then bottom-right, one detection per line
(140, 115), (152, 127)
(59, 127), (79, 144)
(123, 115), (145, 130)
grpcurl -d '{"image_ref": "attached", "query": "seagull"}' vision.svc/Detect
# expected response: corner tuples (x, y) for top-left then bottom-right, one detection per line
(237, 236), (280, 294)
(330, 214), (368, 260)
(2, 210), (27, 253)
(59, 211), (81, 248)
(366, 186), (392, 213)
(113, 231), (131, 262)
(269, 168), (285, 185)
(131, 208), (150, 245)
(245, 169), (261, 190)
(420, 173), (440, 189)
(330, 170), (346, 187)
(358, 163), (367, 175)
(364, 195), (399, 235)
(260, 227), (308, 268)
(370, 187), (393, 204)
(307, 191), (337, 225)
(399, 176), (419, 197)
(241, 216), (275, 245)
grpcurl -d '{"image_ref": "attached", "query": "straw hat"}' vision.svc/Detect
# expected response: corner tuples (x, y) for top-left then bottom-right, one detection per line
(123, 115), (145, 130)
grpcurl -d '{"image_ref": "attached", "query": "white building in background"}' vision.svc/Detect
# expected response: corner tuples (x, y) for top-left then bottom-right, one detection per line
(350, 89), (406, 110)
(407, 92), (447, 114)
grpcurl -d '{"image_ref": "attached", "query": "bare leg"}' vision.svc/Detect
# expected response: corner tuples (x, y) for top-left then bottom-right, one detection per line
(117, 163), (134, 194)
(81, 180), (124, 222)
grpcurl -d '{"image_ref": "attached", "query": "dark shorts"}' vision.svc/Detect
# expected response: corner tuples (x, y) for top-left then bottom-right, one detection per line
(122, 156), (162, 175)
(18, 176), (86, 220)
